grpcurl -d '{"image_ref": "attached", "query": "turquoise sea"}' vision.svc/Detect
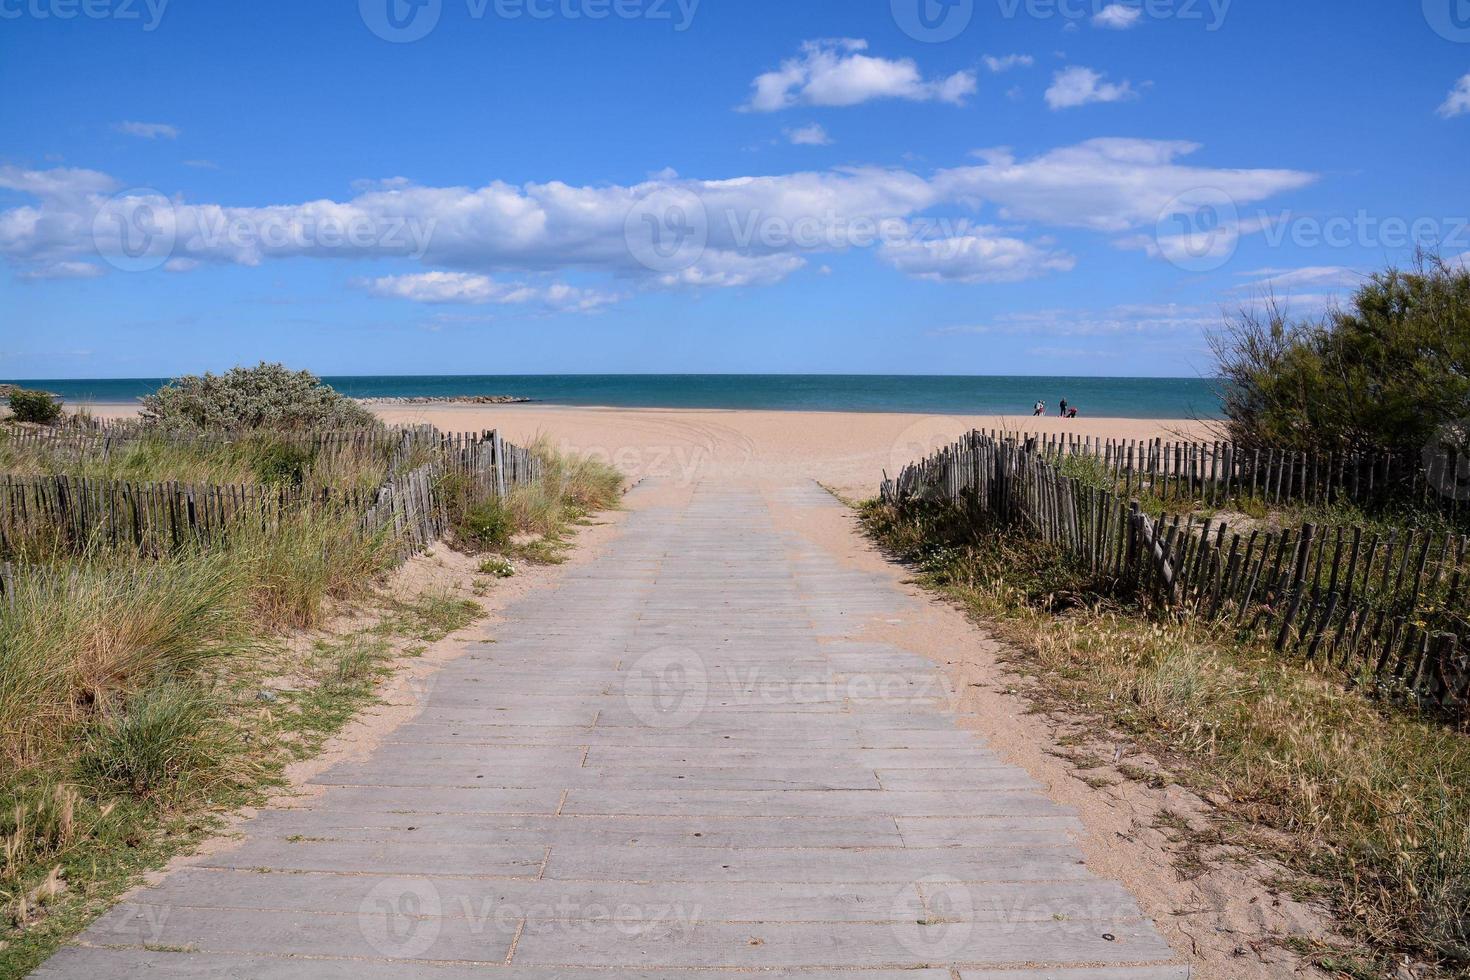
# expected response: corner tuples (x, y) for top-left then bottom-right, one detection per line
(5, 375), (1222, 420)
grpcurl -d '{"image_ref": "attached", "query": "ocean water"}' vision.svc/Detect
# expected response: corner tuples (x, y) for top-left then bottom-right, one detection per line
(5, 375), (1222, 419)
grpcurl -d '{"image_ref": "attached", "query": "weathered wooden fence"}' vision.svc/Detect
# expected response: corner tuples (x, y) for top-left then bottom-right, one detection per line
(884, 431), (1470, 717)
(0, 474), (375, 557)
(0, 428), (540, 573)
(0, 423), (439, 474)
(361, 430), (540, 562)
(962, 429), (1470, 516)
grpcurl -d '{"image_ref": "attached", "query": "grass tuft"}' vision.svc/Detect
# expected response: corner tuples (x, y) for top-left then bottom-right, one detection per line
(76, 682), (236, 799)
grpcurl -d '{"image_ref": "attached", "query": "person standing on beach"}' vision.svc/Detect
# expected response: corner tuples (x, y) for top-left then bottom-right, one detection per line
(1059, 398), (1068, 418)
(1033, 400), (1045, 416)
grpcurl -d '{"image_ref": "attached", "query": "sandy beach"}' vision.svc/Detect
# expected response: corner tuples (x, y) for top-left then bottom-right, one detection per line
(87, 402), (1210, 499)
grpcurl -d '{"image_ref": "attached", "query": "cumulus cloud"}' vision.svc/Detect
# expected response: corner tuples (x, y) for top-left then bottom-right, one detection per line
(0, 140), (1316, 298)
(364, 271), (622, 312)
(1092, 4), (1143, 29)
(1044, 67), (1138, 109)
(879, 230), (1074, 283)
(1439, 74), (1470, 118)
(114, 121), (180, 140)
(743, 39), (977, 112)
(982, 54), (1034, 73)
(785, 123), (833, 146)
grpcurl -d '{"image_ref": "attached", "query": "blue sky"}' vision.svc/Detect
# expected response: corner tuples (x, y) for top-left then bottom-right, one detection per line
(2, 0), (1467, 379)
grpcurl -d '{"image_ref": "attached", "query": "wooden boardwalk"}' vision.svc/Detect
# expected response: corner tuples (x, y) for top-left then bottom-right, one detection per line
(36, 481), (1187, 979)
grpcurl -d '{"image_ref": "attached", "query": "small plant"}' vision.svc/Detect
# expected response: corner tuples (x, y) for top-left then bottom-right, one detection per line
(478, 556), (516, 578)
(8, 390), (62, 425)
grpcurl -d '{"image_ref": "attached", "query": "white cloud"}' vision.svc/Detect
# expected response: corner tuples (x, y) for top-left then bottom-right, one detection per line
(0, 142), (1315, 295)
(935, 302), (1217, 337)
(937, 140), (1314, 233)
(1092, 4), (1143, 29)
(654, 252), (807, 289)
(1045, 67), (1138, 109)
(0, 166), (118, 198)
(1235, 266), (1361, 292)
(364, 271), (622, 312)
(18, 261), (106, 280)
(743, 39), (976, 112)
(785, 123), (833, 146)
(184, 159), (220, 170)
(1226, 267), (1363, 313)
(1439, 74), (1470, 118)
(983, 54), (1034, 73)
(114, 121), (180, 140)
(879, 230), (1075, 283)
(1026, 345), (1119, 360)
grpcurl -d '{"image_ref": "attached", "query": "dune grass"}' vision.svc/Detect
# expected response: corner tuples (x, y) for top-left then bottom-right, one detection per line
(861, 499), (1470, 978)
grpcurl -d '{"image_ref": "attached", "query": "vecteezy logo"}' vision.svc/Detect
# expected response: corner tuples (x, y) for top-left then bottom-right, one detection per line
(1425, 0), (1470, 41)
(889, 416), (967, 482)
(1153, 187), (1240, 273)
(891, 0), (973, 42)
(91, 188), (177, 273)
(623, 187), (709, 275)
(361, 0), (442, 43)
(358, 878), (442, 958)
(624, 648), (708, 729)
(891, 877), (975, 960)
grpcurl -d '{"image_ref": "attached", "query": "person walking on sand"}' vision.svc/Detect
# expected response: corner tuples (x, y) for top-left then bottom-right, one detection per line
(1033, 400), (1045, 417)
(1059, 398), (1068, 418)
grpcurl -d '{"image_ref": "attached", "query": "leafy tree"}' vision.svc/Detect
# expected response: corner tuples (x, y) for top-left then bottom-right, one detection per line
(1212, 256), (1470, 455)
(8, 388), (63, 425)
(141, 363), (379, 431)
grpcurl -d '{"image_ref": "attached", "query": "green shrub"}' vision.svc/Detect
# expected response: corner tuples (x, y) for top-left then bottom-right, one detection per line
(8, 389), (62, 425)
(140, 362), (379, 432)
(1213, 256), (1470, 454)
